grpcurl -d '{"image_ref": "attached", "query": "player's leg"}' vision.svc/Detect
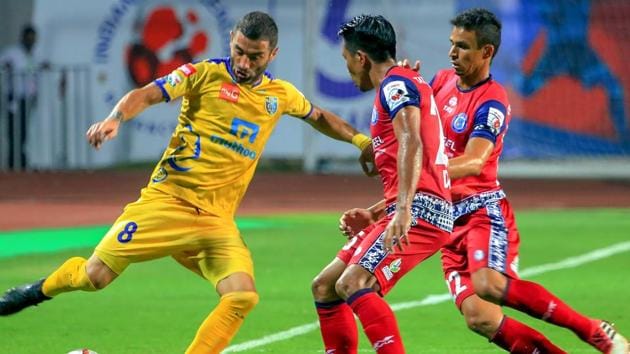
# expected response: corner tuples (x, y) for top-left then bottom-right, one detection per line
(312, 257), (359, 354)
(470, 200), (628, 353)
(336, 220), (446, 354)
(443, 237), (566, 353)
(181, 229), (258, 354)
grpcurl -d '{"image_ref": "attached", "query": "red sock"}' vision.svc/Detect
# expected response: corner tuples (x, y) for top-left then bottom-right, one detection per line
(503, 279), (592, 340)
(491, 316), (567, 354)
(316, 300), (358, 354)
(347, 289), (405, 354)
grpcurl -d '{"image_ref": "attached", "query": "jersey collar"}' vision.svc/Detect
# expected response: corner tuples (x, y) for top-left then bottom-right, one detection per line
(456, 74), (492, 93)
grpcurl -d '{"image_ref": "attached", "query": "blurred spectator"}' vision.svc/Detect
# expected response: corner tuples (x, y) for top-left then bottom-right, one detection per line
(0, 24), (48, 169)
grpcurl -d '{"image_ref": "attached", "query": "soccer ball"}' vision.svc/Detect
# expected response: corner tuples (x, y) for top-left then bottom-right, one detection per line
(66, 350), (98, 354)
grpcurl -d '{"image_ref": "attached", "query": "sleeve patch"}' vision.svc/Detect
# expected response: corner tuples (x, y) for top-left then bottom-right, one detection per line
(487, 106), (505, 135)
(383, 80), (410, 112)
(166, 72), (183, 87)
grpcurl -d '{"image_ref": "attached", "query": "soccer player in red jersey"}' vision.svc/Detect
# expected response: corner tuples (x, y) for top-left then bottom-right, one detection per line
(339, 8), (628, 354)
(311, 15), (453, 354)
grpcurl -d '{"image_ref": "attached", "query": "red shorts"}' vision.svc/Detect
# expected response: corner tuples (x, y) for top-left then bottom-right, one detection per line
(441, 197), (521, 308)
(337, 216), (449, 296)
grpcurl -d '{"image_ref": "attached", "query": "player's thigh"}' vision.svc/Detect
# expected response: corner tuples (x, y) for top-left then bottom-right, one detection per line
(349, 218), (447, 296)
(464, 200), (519, 279)
(95, 188), (198, 274)
(177, 232), (254, 288)
(442, 242), (476, 310)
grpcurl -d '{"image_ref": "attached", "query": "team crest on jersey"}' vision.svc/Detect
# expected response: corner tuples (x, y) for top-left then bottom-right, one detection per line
(265, 96), (278, 115)
(452, 113), (467, 133)
(151, 167), (168, 183)
(370, 107), (378, 126)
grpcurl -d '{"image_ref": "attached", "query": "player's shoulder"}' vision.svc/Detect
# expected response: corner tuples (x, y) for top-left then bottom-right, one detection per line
(264, 74), (306, 99)
(483, 77), (509, 104)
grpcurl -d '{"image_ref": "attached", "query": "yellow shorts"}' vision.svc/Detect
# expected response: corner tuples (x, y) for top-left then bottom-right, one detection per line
(94, 187), (253, 286)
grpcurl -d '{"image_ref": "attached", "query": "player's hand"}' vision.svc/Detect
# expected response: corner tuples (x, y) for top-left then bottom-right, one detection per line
(359, 144), (378, 176)
(339, 208), (376, 239)
(86, 118), (121, 150)
(397, 59), (421, 73)
(383, 209), (411, 253)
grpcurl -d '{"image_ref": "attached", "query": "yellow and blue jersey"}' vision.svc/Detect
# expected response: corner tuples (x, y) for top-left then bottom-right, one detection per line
(149, 58), (313, 217)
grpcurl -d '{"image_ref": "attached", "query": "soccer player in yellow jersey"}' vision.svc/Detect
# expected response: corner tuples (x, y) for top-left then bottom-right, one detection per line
(0, 11), (374, 354)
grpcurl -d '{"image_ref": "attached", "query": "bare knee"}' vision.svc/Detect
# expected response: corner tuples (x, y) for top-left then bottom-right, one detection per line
(471, 269), (507, 303)
(461, 296), (503, 338)
(334, 266), (374, 300)
(311, 273), (339, 302)
(86, 255), (117, 290)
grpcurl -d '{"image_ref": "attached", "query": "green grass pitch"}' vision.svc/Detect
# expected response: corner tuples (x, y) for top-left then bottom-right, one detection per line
(0, 209), (628, 353)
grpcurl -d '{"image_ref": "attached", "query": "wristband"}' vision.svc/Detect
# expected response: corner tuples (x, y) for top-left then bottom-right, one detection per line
(351, 133), (372, 151)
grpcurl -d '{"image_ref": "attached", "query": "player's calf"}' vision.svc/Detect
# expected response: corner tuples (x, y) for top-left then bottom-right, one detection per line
(0, 278), (51, 316)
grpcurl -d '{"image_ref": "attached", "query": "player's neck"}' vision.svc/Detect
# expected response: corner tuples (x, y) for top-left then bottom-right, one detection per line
(369, 59), (397, 87)
(457, 65), (491, 89)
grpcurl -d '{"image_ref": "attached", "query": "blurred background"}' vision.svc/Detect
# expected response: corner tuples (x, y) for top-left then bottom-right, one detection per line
(0, 0), (628, 177)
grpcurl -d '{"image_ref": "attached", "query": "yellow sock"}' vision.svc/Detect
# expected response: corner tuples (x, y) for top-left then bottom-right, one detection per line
(185, 291), (259, 354)
(42, 257), (97, 297)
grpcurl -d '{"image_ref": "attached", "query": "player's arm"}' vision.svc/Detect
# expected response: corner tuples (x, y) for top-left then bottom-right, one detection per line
(447, 137), (494, 179)
(86, 83), (164, 149)
(384, 105), (422, 253)
(305, 105), (375, 175)
(448, 100), (506, 179)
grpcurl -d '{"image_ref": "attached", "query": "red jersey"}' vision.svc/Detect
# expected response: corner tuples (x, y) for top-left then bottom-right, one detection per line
(431, 69), (510, 202)
(371, 66), (451, 229)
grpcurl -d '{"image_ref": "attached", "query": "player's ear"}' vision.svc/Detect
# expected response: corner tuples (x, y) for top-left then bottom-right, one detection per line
(269, 46), (279, 62)
(482, 44), (494, 60)
(357, 50), (368, 66)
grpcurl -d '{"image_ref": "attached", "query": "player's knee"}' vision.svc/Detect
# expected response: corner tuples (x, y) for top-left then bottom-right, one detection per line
(311, 274), (337, 300)
(86, 259), (117, 290)
(222, 291), (259, 317)
(464, 311), (498, 337)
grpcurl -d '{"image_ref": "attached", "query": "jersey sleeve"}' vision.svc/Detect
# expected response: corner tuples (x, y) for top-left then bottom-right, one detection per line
(281, 81), (313, 118)
(154, 62), (208, 102)
(470, 100), (507, 143)
(379, 75), (420, 119)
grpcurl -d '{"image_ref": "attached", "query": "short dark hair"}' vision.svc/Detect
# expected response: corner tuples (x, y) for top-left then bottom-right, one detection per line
(233, 11), (278, 49)
(338, 14), (396, 63)
(451, 8), (501, 57)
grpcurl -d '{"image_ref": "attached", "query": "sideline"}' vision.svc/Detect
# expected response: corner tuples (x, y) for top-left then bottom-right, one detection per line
(224, 241), (630, 353)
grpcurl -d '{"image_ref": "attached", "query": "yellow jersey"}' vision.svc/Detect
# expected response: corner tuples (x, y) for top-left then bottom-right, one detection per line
(148, 58), (312, 217)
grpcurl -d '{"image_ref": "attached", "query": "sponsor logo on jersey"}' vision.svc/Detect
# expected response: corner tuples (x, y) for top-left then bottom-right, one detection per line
(452, 113), (467, 133)
(448, 96), (458, 107)
(178, 63), (197, 77)
(372, 135), (384, 148)
(219, 82), (240, 103)
(383, 80), (409, 111)
(382, 266), (394, 281)
(265, 96), (278, 115)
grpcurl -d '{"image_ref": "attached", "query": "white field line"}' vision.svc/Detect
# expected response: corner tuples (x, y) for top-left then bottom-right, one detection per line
(223, 241), (630, 353)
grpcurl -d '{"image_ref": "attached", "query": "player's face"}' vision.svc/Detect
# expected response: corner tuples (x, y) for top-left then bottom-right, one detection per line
(341, 41), (373, 91)
(448, 26), (488, 78)
(230, 30), (278, 84)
